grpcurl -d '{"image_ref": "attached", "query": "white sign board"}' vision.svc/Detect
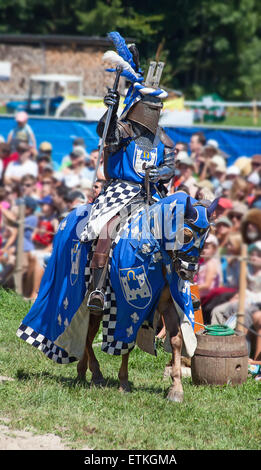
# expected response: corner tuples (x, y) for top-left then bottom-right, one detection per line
(0, 62), (11, 80)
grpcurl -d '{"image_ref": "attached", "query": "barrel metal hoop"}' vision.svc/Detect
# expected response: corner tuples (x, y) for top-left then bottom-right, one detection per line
(195, 348), (248, 358)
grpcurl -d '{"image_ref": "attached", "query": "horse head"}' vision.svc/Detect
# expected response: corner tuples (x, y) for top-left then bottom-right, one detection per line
(164, 193), (219, 282)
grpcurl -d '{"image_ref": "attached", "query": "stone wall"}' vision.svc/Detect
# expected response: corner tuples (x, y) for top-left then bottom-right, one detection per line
(0, 43), (119, 97)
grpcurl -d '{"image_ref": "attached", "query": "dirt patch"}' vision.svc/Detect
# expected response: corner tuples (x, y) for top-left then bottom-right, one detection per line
(0, 418), (92, 450)
(0, 422), (71, 450)
(0, 376), (92, 450)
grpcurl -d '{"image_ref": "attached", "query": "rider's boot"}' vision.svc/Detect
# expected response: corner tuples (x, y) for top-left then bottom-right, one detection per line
(87, 266), (107, 314)
(87, 214), (120, 314)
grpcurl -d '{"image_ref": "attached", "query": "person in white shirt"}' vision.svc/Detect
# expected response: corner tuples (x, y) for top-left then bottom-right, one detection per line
(4, 141), (38, 185)
(176, 155), (198, 197)
(7, 111), (36, 151)
(7, 111), (36, 152)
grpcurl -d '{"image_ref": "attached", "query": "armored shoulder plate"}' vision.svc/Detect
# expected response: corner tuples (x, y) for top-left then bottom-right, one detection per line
(159, 128), (175, 149)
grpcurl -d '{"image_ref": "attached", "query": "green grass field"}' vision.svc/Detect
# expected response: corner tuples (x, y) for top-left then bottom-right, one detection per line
(0, 287), (260, 450)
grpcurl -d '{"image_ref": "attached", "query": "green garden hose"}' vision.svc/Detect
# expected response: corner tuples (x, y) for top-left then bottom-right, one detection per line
(204, 325), (235, 336)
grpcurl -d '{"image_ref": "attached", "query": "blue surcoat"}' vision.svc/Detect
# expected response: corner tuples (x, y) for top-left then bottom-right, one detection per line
(106, 138), (165, 184)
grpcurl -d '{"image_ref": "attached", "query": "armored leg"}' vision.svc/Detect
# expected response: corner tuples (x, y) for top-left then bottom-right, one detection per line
(87, 215), (120, 313)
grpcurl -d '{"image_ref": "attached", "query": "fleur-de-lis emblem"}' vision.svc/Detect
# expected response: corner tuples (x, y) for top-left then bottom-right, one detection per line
(57, 314), (62, 326)
(60, 220), (67, 231)
(63, 297), (69, 310)
(64, 318), (69, 327)
(126, 326), (133, 337)
(131, 312), (139, 324)
(188, 309), (194, 322)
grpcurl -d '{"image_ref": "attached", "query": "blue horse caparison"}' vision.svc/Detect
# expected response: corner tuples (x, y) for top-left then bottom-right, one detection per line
(16, 190), (218, 402)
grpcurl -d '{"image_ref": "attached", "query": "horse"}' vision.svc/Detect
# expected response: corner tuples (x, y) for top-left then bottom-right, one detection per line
(76, 190), (217, 402)
(16, 189), (217, 403)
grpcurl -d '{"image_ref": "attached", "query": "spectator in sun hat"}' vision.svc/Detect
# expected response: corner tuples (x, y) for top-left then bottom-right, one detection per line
(203, 154), (226, 187)
(206, 139), (229, 160)
(176, 150), (189, 163)
(38, 141), (52, 160)
(210, 155), (226, 168)
(227, 201), (248, 233)
(225, 165), (240, 181)
(214, 216), (232, 251)
(215, 216), (233, 229)
(211, 161), (227, 192)
(234, 156), (252, 178)
(195, 179), (214, 192)
(194, 180), (215, 201)
(195, 143), (218, 177)
(241, 208), (261, 245)
(61, 146), (88, 189)
(215, 179), (233, 199)
(215, 197), (233, 218)
(206, 138), (219, 149)
(251, 154), (261, 173)
(7, 111), (36, 152)
(229, 176), (249, 202)
(4, 139), (38, 185)
(60, 137), (89, 170)
(176, 155), (198, 197)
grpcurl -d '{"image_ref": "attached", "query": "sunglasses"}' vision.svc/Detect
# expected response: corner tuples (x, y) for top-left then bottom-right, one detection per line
(229, 213), (242, 220)
(42, 180), (52, 185)
(21, 183), (33, 188)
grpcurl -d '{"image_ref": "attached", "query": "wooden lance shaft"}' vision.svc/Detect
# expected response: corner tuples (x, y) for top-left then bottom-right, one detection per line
(92, 65), (122, 186)
(236, 243), (247, 332)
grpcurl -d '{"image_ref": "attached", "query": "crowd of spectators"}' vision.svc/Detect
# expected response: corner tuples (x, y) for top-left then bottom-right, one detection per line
(169, 131), (261, 361)
(0, 114), (261, 362)
(0, 112), (105, 299)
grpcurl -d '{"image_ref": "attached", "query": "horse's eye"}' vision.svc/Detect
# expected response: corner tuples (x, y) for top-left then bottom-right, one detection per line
(183, 228), (193, 244)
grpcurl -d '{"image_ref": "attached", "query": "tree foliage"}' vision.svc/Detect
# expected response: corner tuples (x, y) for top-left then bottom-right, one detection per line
(1, 0), (261, 99)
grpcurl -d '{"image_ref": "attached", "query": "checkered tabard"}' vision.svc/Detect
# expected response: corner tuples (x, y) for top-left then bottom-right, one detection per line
(80, 180), (141, 242)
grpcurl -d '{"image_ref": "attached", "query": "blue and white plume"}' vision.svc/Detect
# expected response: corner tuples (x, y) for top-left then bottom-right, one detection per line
(103, 31), (167, 117)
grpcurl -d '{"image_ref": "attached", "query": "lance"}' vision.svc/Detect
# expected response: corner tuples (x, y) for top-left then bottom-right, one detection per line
(92, 65), (123, 185)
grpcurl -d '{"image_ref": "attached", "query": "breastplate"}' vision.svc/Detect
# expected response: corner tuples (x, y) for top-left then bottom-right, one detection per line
(132, 123), (161, 152)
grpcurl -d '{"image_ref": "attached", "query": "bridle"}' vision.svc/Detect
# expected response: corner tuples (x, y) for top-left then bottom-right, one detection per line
(171, 218), (210, 281)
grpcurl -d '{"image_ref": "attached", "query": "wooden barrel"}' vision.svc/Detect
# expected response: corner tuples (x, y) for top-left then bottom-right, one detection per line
(191, 330), (248, 385)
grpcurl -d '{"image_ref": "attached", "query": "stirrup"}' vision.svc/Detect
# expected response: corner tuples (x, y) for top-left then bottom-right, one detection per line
(87, 289), (105, 314)
(191, 294), (200, 311)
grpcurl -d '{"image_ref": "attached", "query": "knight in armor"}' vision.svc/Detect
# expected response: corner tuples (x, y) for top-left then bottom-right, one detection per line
(80, 33), (176, 312)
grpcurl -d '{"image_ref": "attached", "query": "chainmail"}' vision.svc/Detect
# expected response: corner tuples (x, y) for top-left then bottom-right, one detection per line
(131, 122), (161, 151)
